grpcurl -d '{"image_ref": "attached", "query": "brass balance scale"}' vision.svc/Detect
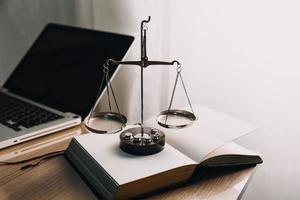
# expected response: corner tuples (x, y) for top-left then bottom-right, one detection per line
(84, 17), (196, 156)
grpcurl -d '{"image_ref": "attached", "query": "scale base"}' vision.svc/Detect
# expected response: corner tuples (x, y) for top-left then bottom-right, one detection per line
(120, 127), (165, 155)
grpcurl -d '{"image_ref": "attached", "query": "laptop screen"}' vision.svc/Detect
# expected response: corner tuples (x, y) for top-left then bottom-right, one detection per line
(4, 23), (134, 118)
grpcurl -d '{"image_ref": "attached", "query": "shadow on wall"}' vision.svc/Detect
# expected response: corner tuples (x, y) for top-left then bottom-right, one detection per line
(92, 0), (137, 34)
(92, 0), (141, 122)
(0, 0), (93, 86)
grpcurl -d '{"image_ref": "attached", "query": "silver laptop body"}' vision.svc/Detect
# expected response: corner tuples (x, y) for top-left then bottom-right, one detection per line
(0, 23), (134, 149)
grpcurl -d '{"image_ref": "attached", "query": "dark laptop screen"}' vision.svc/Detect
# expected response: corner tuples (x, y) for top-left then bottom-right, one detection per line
(4, 23), (134, 118)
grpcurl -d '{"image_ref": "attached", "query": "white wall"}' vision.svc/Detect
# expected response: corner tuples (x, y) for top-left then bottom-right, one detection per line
(169, 0), (300, 123)
(169, 1), (300, 199)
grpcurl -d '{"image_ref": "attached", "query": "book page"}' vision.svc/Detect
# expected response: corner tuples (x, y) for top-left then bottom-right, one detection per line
(144, 105), (259, 163)
(74, 132), (197, 185)
(200, 142), (263, 167)
(203, 142), (260, 161)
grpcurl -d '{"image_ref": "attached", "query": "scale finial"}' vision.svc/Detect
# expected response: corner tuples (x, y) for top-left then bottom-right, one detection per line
(142, 16), (151, 24)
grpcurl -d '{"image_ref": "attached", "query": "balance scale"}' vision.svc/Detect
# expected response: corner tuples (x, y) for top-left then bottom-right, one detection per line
(84, 17), (196, 156)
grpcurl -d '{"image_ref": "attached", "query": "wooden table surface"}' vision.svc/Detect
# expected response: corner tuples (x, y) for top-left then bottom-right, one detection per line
(0, 125), (256, 200)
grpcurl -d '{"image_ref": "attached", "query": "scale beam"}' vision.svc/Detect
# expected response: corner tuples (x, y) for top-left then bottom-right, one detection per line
(108, 60), (180, 68)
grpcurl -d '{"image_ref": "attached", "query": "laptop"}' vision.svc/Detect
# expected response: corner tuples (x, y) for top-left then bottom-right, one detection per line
(0, 23), (134, 149)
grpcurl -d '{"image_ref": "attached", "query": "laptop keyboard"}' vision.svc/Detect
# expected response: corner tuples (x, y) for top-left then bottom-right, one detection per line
(0, 93), (63, 131)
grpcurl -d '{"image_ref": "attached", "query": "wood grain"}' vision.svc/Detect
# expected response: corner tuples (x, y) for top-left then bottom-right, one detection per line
(0, 124), (256, 200)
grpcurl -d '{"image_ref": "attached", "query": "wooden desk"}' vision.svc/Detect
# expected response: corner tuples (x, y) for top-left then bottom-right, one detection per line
(0, 125), (256, 200)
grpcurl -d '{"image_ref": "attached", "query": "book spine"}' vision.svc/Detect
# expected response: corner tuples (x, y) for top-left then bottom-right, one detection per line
(65, 138), (118, 200)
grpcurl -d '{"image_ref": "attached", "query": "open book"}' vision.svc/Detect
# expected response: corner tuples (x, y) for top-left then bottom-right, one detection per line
(65, 105), (262, 200)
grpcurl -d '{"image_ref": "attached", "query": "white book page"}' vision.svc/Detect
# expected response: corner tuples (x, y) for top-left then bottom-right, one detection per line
(144, 105), (259, 163)
(74, 132), (197, 185)
(203, 142), (261, 161)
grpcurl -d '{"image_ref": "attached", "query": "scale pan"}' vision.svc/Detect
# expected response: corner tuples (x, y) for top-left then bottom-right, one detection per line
(84, 112), (127, 134)
(157, 109), (196, 129)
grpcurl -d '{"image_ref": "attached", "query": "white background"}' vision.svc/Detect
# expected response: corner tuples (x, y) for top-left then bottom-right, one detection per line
(1, 0), (300, 199)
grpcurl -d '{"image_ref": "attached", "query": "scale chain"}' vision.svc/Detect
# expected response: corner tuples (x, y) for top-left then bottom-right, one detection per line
(165, 69), (180, 124)
(179, 72), (194, 114)
(165, 63), (195, 124)
(107, 75), (126, 125)
(105, 70), (112, 113)
(86, 65), (106, 124)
